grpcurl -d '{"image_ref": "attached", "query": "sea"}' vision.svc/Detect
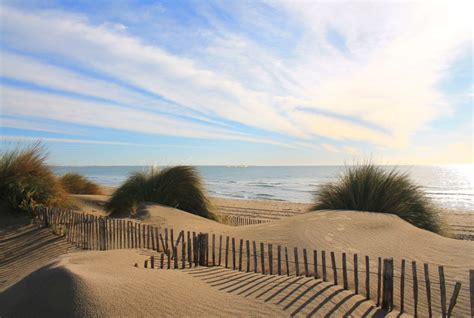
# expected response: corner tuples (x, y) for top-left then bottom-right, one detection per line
(51, 165), (473, 211)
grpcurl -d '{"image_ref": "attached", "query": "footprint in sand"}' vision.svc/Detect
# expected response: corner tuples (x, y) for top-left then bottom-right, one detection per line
(337, 225), (345, 231)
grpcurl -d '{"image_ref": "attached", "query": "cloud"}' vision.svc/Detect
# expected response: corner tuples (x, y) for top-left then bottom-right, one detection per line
(0, 135), (158, 147)
(0, 2), (471, 159)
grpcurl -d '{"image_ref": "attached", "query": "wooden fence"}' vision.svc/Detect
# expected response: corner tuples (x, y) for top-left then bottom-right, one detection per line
(220, 214), (270, 226)
(34, 206), (472, 317)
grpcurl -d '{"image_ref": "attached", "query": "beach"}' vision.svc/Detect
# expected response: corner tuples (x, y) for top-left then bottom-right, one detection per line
(2, 196), (473, 317)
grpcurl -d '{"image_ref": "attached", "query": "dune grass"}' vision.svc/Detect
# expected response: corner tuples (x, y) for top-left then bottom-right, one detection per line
(312, 163), (443, 234)
(0, 143), (69, 214)
(59, 173), (102, 195)
(106, 166), (217, 220)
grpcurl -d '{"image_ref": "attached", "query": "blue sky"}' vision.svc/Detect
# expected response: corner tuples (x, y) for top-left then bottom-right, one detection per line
(0, 0), (472, 165)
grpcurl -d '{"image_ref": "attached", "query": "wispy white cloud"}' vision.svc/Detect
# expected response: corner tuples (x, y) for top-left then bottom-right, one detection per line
(0, 2), (472, 163)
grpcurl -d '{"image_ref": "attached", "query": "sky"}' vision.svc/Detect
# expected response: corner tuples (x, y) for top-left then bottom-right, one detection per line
(0, 0), (472, 166)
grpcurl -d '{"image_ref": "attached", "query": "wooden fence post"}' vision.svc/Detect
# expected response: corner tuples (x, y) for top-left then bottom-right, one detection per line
(447, 282), (461, 317)
(260, 242), (265, 274)
(382, 258), (394, 311)
(218, 235), (222, 266)
(225, 236), (229, 268)
(470, 270), (474, 318)
(412, 261), (419, 318)
(424, 263), (432, 318)
(376, 257), (382, 306)
(322, 251), (327, 282)
(303, 248), (309, 277)
(294, 247), (300, 276)
(400, 259), (406, 313)
(277, 245), (282, 276)
(232, 238), (236, 270)
(239, 239), (243, 271)
(354, 254), (359, 294)
(212, 234), (216, 266)
(331, 252), (337, 285)
(314, 250), (318, 279)
(253, 241), (258, 273)
(439, 266), (446, 318)
(182, 240), (186, 269)
(285, 247), (289, 276)
(342, 253), (348, 289)
(268, 244), (273, 275)
(365, 255), (370, 300)
(246, 240), (250, 272)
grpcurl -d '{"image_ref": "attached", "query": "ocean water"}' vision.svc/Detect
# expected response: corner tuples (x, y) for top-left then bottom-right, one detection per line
(51, 165), (473, 211)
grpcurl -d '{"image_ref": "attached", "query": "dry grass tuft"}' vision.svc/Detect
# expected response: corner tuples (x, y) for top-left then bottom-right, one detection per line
(59, 173), (102, 195)
(312, 163), (444, 234)
(106, 166), (216, 220)
(0, 142), (71, 214)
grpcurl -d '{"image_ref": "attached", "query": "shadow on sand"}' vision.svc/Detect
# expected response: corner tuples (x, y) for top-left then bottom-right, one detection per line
(184, 266), (389, 317)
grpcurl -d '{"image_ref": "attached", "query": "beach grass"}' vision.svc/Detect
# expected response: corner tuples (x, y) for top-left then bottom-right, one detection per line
(106, 166), (217, 220)
(0, 143), (70, 214)
(312, 163), (444, 234)
(60, 173), (102, 195)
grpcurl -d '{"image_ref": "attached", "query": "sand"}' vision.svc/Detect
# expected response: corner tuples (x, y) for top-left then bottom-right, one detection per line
(2, 195), (473, 317)
(0, 231), (401, 318)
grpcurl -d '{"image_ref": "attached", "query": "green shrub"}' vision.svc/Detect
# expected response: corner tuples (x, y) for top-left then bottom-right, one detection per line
(60, 173), (102, 195)
(0, 143), (69, 214)
(312, 163), (443, 234)
(106, 166), (216, 220)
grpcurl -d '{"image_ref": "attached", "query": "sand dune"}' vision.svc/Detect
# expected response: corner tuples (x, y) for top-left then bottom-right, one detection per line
(2, 197), (472, 316)
(1, 250), (289, 317)
(137, 204), (473, 316)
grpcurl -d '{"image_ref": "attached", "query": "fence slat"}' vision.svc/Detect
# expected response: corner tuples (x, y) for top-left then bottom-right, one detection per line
(260, 242), (265, 274)
(447, 282), (462, 317)
(331, 252), (337, 285)
(303, 248), (309, 277)
(365, 256), (371, 299)
(239, 239), (243, 271)
(232, 238), (236, 270)
(439, 266), (447, 318)
(294, 247), (300, 276)
(413, 261), (419, 318)
(314, 250), (318, 279)
(285, 247), (290, 276)
(253, 241), (258, 273)
(342, 253), (348, 289)
(382, 258), (394, 311)
(278, 246), (282, 275)
(424, 263), (432, 318)
(212, 234), (216, 266)
(268, 244), (273, 275)
(225, 236), (229, 268)
(246, 240), (250, 272)
(400, 259), (406, 313)
(218, 235), (222, 266)
(377, 257), (382, 306)
(470, 270), (474, 318)
(354, 254), (359, 294)
(322, 251), (327, 282)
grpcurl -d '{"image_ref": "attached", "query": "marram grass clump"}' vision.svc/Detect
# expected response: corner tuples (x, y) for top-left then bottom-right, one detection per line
(0, 143), (69, 214)
(60, 173), (102, 195)
(312, 163), (443, 234)
(106, 166), (216, 220)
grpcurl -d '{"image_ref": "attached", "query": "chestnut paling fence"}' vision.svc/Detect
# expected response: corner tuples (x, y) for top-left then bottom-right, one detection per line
(34, 206), (473, 317)
(220, 214), (270, 226)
